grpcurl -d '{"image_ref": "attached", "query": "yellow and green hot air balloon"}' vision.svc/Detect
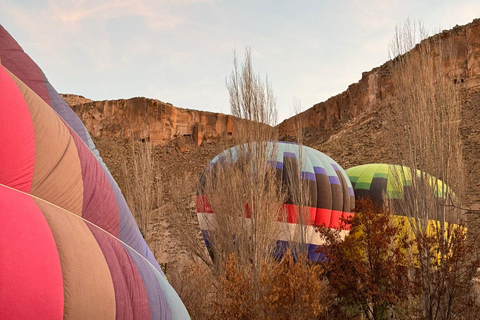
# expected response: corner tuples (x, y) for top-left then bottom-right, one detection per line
(346, 163), (461, 236)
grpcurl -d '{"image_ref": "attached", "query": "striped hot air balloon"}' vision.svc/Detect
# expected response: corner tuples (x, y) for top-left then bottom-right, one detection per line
(196, 142), (355, 262)
(346, 163), (459, 227)
(0, 26), (189, 320)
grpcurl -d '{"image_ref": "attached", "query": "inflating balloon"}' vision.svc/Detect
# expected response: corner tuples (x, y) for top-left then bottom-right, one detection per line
(196, 142), (355, 262)
(0, 25), (189, 319)
(346, 163), (459, 226)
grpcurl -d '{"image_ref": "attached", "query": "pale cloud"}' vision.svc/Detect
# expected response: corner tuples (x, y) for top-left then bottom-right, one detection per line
(350, 0), (405, 28)
(432, 1), (480, 29)
(2, 0), (215, 40)
(48, 0), (183, 30)
(0, 0), (202, 72)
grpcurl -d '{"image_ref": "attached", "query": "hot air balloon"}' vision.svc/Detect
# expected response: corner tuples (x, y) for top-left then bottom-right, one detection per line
(0, 26), (189, 319)
(196, 142), (355, 262)
(346, 163), (459, 227)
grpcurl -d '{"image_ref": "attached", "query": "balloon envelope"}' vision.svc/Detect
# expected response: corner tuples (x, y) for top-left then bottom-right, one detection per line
(346, 163), (458, 224)
(196, 142), (355, 262)
(0, 26), (189, 319)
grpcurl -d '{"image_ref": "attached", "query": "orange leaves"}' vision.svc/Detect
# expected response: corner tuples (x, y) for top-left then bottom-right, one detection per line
(213, 252), (329, 320)
(317, 198), (412, 319)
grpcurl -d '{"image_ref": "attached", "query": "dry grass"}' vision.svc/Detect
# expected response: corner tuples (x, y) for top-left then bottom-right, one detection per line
(168, 261), (217, 320)
(213, 251), (330, 320)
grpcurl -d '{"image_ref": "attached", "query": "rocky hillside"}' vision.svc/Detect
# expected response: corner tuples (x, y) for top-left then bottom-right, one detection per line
(60, 19), (480, 274)
(279, 19), (480, 139)
(278, 19), (480, 207)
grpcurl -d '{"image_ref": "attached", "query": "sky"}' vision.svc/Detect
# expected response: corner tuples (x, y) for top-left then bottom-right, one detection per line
(1, 1), (479, 122)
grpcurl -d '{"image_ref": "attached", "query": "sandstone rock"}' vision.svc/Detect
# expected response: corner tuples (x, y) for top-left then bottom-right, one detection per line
(60, 93), (93, 106)
(70, 97), (242, 146)
(279, 19), (480, 138)
(176, 139), (189, 153)
(279, 19), (480, 205)
(192, 124), (203, 146)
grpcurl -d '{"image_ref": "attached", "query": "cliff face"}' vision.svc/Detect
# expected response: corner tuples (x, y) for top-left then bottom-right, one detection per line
(278, 19), (480, 205)
(60, 94), (93, 106)
(72, 97), (237, 146)
(279, 19), (480, 139)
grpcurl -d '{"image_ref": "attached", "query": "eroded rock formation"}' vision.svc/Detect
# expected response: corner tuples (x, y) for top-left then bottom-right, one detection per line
(68, 19), (480, 205)
(72, 97), (237, 146)
(278, 19), (480, 205)
(278, 19), (480, 140)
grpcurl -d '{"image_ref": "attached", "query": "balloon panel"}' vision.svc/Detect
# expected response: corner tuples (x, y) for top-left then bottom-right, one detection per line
(0, 26), (189, 319)
(197, 142), (354, 262)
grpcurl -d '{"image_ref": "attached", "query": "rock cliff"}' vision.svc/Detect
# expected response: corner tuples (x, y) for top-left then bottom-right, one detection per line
(72, 97), (238, 146)
(277, 19), (480, 205)
(67, 19), (480, 205)
(278, 19), (480, 139)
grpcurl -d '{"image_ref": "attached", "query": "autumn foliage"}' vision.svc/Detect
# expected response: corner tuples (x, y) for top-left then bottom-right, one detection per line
(317, 198), (412, 319)
(213, 251), (329, 320)
(315, 198), (480, 320)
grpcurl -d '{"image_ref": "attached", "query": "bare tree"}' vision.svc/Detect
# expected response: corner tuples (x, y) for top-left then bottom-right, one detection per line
(387, 20), (476, 320)
(228, 47), (278, 128)
(122, 134), (162, 240)
(168, 48), (334, 318)
(192, 48), (285, 317)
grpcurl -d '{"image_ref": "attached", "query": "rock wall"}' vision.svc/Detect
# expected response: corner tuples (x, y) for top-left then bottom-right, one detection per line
(278, 19), (480, 139)
(72, 97), (237, 146)
(60, 93), (93, 106)
(278, 19), (480, 205)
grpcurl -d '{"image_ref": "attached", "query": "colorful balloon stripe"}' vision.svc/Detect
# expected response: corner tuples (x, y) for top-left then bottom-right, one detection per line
(346, 163), (458, 223)
(0, 26), (189, 319)
(196, 142), (354, 262)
